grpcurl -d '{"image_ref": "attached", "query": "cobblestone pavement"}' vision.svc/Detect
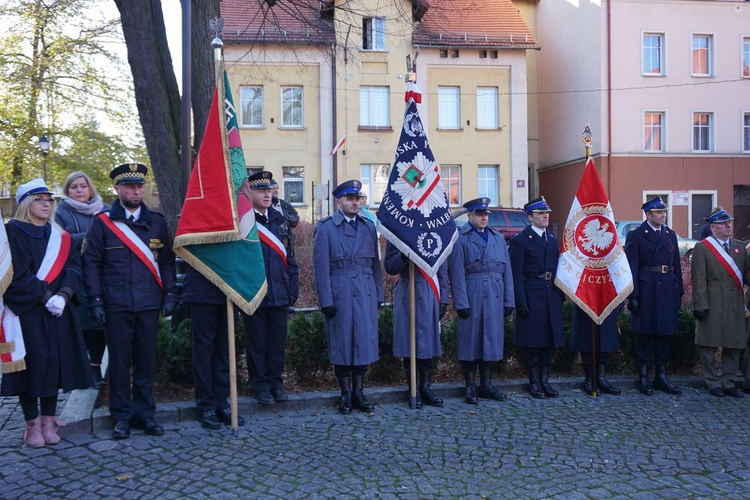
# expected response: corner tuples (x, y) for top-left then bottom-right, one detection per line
(1, 385), (749, 499)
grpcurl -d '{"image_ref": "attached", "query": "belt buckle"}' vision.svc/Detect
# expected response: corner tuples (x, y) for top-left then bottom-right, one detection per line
(660, 265), (669, 273)
(543, 271), (553, 280)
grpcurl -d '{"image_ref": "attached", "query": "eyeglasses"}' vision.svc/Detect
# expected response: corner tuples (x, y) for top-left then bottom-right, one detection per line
(31, 197), (55, 204)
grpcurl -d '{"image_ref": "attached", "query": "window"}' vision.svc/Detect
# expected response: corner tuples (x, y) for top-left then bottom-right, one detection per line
(246, 166), (264, 178)
(441, 165), (461, 206)
(744, 113), (750, 153)
(743, 37), (750, 78)
(644, 112), (664, 152)
(360, 164), (391, 205)
(692, 112), (713, 152)
(477, 165), (499, 205)
(692, 34), (713, 76)
(282, 167), (304, 204)
(643, 33), (664, 75)
(477, 87), (499, 129)
(438, 87), (460, 129)
(281, 86), (303, 128)
(479, 50), (487, 59)
(359, 86), (390, 128)
(240, 86), (263, 127)
(363, 17), (386, 50)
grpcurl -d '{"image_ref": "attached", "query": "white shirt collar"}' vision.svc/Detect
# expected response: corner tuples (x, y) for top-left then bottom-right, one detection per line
(127, 206), (142, 220)
(531, 225), (545, 237)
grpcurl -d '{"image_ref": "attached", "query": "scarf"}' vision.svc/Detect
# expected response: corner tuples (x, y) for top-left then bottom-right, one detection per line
(60, 194), (103, 216)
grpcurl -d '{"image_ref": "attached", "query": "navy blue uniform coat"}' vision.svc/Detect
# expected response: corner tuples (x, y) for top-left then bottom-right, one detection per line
(509, 225), (565, 348)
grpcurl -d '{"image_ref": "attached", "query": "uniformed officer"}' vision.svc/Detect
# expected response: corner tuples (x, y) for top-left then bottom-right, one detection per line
(625, 196), (683, 396)
(270, 178), (300, 230)
(243, 172), (299, 405)
(449, 197), (515, 404)
(313, 179), (384, 414)
(83, 163), (177, 439)
(384, 241), (448, 408)
(691, 207), (750, 398)
(509, 196), (565, 398)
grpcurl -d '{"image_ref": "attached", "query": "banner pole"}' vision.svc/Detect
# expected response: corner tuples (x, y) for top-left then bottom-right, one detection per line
(227, 298), (239, 432)
(590, 318), (598, 397)
(409, 261), (417, 409)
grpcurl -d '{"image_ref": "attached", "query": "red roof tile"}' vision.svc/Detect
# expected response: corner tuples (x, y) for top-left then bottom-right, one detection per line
(414, 0), (539, 49)
(221, 0), (334, 45)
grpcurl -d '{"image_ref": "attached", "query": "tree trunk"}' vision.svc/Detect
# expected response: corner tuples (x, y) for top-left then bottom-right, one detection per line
(190, 0), (221, 151)
(115, 0), (183, 233)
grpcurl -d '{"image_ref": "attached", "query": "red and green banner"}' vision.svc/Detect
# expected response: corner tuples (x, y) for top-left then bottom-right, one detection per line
(174, 68), (266, 315)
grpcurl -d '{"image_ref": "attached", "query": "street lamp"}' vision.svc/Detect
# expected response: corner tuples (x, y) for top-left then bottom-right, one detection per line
(39, 135), (50, 182)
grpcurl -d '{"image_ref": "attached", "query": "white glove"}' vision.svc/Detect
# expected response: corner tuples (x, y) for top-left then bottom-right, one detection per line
(45, 294), (66, 317)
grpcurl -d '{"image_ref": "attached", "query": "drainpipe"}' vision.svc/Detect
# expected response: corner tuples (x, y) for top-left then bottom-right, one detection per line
(331, 43), (338, 213)
(606, 0), (613, 197)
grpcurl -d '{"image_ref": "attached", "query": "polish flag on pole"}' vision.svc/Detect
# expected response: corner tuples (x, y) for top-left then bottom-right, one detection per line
(554, 157), (633, 324)
(330, 135), (346, 156)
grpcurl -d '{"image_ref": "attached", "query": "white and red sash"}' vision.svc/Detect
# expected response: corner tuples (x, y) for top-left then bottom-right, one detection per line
(1, 223), (71, 373)
(704, 238), (745, 300)
(418, 266), (440, 303)
(98, 213), (163, 290)
(256, 222), (288, 268)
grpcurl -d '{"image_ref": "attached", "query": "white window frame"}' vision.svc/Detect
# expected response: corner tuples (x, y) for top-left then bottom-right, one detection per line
(360, 164), (391, 206)
(642, 32), (665, 76)
(240, 86), (264, 128)
(438, 87), (460, 130)
(362, 17), (386, 51)
(476, 87), (499, 129)
(692, 111), (713, 153)
(743, 111), (750, 153)
(282, 166), (305, 205)
(743, 36), (750, 78)
(281, 86), (304, 129)
(359, 86), (390, 128)
(477, 165), (499, 206)
(643, 111), (665, 153)
(440, 164), (462, 207)
(691, 33), (713, 77)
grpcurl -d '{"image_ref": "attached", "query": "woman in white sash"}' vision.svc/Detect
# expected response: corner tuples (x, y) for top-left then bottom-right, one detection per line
(1, 179), (89, 448)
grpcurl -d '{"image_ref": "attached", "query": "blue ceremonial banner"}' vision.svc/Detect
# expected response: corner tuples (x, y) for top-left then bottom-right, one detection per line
(376, 82), (458, 276)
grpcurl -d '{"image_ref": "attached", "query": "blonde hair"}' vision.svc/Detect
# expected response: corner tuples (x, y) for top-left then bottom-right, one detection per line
(13, 193), (57, 223)
(62, 171), (100, 201)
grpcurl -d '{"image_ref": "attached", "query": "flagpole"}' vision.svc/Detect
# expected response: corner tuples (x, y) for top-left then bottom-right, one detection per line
(583, 124), (598, 397)
(409, 261), (418, 409)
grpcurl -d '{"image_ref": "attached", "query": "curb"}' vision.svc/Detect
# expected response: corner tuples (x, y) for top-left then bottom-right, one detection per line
(61, 375), (709, 435)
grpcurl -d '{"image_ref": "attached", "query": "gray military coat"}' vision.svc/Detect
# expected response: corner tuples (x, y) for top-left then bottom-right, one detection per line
(313, 211), (384, 365)
(384, 241), (448, 359)
(449, 223), (514, 361)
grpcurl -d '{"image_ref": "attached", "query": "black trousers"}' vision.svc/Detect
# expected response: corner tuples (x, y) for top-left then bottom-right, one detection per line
(106, 310), (158, 422)
(633, 334), (671, 368)
(244, 306), (288, 393)
(523, 347), (556, 369)
(83, 328), (106, 365)
(190, 303), (230, 412)
(581, 351), (611, 366)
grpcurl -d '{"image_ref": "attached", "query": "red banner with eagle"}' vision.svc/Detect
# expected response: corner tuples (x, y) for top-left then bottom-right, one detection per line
(554, 157), (633, 324)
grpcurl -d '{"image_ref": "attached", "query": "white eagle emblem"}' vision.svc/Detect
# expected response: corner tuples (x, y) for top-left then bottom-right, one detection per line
(577, 218), (614, 256)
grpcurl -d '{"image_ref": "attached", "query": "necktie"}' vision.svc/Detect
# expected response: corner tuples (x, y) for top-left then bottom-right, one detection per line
(542, 231), (547, 241)
(128, 214), (135, 222)
(723, 242), (730, 253)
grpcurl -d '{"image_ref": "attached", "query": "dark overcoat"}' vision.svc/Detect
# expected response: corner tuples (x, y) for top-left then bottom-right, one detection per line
(691, 238), (750, 349)
(1, 221), (89, 397)
(571, 304), (621, 353)
(448, 224), (514, 361)
(82, 199), (177, 311)
(313, 211), (383, 365)
(384, 242), (448, 359)
(624, 221), (683, 336)
(509, 225), (565, 348)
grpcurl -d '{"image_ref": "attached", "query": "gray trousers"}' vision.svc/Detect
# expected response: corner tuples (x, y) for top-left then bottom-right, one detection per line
(700, 346), (740, 390)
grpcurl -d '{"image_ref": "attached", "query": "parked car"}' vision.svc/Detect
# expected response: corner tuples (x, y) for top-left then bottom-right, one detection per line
(452, 207), (530, 240)
(616, 220), (699, 258)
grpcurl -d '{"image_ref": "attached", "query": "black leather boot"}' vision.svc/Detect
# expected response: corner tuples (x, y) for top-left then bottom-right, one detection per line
(597, 363), (621, 395)
(419, 366), (443, 407)
(638, 366), (654, 395)
(477, 365), (506, 401)
(351, 374), (375, 412)
(463, 370), (478, 404)
(653, 365), (681, 395)
(404, 363), (422, 409)
(581, 364), (600, 396)
(527, 367), (545, 399)
(540, 366), (558, 398)
(337, 376), (352, 414)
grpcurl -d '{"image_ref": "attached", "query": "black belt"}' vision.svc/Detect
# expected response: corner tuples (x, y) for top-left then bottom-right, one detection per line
(641, 266), (673, 274)
(527, 271), (554, 280)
